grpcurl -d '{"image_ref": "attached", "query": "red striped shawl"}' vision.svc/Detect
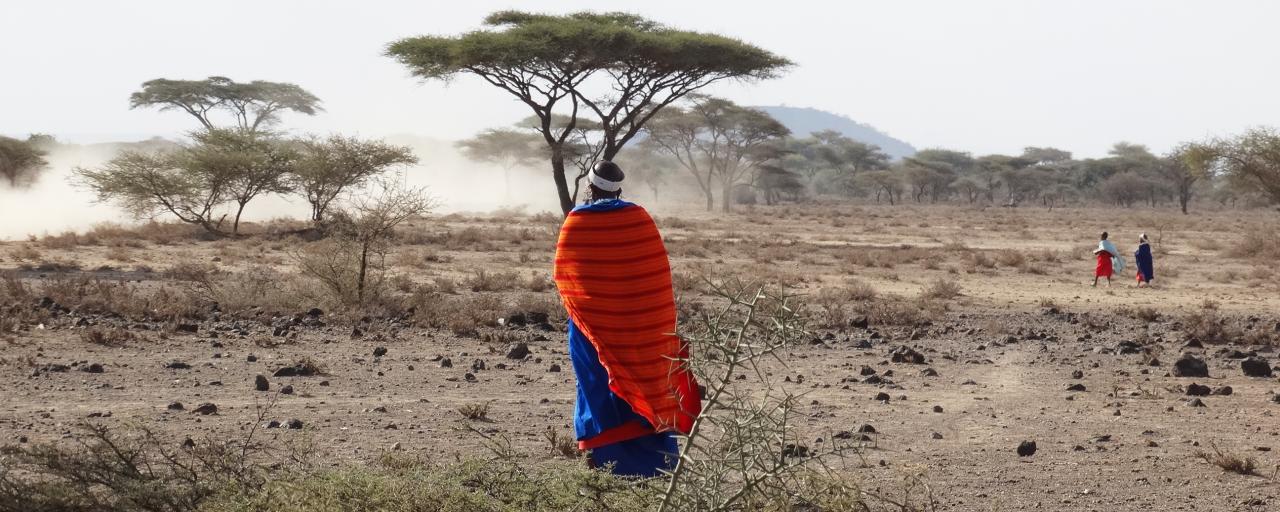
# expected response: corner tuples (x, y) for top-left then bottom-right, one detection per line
(554, 203), (700, 434)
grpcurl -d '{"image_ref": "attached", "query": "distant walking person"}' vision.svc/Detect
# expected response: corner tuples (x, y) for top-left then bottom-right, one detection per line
(1092, 231), (1123, 287)
(1134, 233), (1154, 288)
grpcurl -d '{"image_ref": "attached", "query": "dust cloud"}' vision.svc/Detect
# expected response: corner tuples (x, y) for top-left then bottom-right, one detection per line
(0, 136), (563, 241)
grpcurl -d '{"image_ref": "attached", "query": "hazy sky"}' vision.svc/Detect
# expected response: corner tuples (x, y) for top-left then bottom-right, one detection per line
(3, 0), (1279, 158)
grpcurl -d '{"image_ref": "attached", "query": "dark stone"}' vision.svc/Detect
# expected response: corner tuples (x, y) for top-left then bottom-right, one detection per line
(266, 420), (281, 429)
(1172, 354), (1209, 378)
(858, 424), (877, 434)
(471, 359), (486, 371)
(254, 375), (270, 392)
(874, 392), (891, 402)
(548, 364), (561, 373)
(307, 308), (323, 317)
(1071, 369), (1084, 379)
(464, 373), (477, 382)
(506, 343), (531, 360)
(1017, 440), (1037, 457)
(1212, 386), (1233, 396)
(932, 405), (943, 413)
(373, 346), (388, 358)
(850, 316), (870, 330)
(1185, 383), (1211, 396)
(921, 368), (939, 377)
(1066, 383), (1087, 392)
(192, 403), (218, 415)
(439, 358), (453, 368)
(1114, 340), (1143, 354)
(351, 327), (364, 338)
(860, 365), (877, 376)
(862, 374), (884, 385)
(889, 346), (926, 364)
(81, 363), (105, 374)
(273, 363), (319, 377)
(782, 443), (809, 458)
(247, 354), (258, 362)
(1183, 339), (1204, 349)
(167, 402), (184, 411)
(280, 385), (294, 395)
(1242, 357), (1273, 378)
(175, 323), (199, 333)
(165, 361), (192, 370)
(286, 419), (303, 429)
(1188, 398), (1206, 407)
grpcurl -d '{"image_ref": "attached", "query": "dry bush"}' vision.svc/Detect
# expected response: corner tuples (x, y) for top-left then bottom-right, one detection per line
(543, 429), (579, 459)
(456, 402), (490, 421)
(0, 422), (274, 512)
(1130, 306), (1161, 323)
(995, 250), (1026, 269)
(7, 244), (42, 263)
(1182, 308), (1240, 345)
(969, 252), (996, 270)
(920, 279), (962, 301)
(80, 327), (135, 347)
(1227, 232), (1280, 261)
(466, 269), (521, 292)
(407, 292), (505, 337)
(1195, 444), (1257, 476)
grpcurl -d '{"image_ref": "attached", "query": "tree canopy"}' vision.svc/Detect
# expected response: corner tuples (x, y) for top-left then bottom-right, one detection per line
(0, 135), (49, 188)
(387, 10), (790, 213)
(130, 77), (322, 133)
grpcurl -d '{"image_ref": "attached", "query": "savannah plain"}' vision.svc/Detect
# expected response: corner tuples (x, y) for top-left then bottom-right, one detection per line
(3, 202), (1279, 511)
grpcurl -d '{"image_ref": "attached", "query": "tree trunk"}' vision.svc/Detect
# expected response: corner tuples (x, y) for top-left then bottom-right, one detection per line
(357, 243), (369, 303)
(552, 149), (573, 215)
(233, 201), (249, 235)
(722, 183), (732, 213)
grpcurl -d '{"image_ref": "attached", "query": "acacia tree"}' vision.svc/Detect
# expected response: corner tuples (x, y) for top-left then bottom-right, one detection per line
(387, 11), (790, 214)
(855, 169), (903, 205)
(1212, 127), (1280, 204)
(0, 136), (48, 188)
(130, 76), (322, 133)
(645, 97), (789, 212)
(290, 136), (418, 224)
(75, 150), (232, 234)
(181, 129), (298, 234)
(455, 128), (542, 200)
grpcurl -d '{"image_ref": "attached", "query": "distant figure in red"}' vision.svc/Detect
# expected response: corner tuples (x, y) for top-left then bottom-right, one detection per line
(1092, 231), (1120, 287)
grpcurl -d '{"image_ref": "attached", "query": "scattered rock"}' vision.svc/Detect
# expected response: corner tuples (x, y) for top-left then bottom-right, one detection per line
(1187, 398), (1206, 407)
(1177, 381), (1208, 396)
(373, 346), (388, 357)
(81, 363), (105, 374)
(505, 343), (531, 360)
(889, 346), (926, 364)
(167, 402), (184, 411)
(439, 358), (453, 368)
(273, 362), (320, 377)
(1066, 383), (1086, 392)
(1172, 354), (1209, 378)
(280, 385), (294, 395)
(254, 375), (270, 392)
(920, 368), (939, 377)
(931, 432), (943, 439)
(165, 361), (192, 370)
(874, 392), (891, 402)
(286, 419), (303, 429)
(192, 403), (218, 415)
(1017, 440), (1037, 457)
(548, 364), (561, 373)
(1242, 357), (1273, 378)
(860, 365), (877, 376)
(1071, 369), (1084, 379)
(932, 405), (943, 413)
(1212, 386), (1233, 396)
(858, 424), (877, 434)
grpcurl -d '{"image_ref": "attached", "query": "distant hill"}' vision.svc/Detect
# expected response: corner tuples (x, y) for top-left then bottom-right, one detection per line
(753, 106), (916, 160)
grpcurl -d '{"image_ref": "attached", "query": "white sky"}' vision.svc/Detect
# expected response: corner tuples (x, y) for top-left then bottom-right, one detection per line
(2, 0), (1278, 158)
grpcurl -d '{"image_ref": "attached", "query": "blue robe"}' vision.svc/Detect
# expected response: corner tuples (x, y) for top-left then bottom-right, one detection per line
(565, 198), (677, 478)
(1135, 243), (1154, 282)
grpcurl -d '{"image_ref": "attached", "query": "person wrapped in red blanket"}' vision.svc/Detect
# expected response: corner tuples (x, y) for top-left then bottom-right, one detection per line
(553, 161), (701, 477)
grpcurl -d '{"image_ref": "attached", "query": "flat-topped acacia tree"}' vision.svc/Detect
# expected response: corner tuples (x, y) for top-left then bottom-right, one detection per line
(387, 11), (790, 214)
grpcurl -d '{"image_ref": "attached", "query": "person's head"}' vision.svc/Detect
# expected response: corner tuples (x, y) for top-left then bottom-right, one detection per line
(1140, 233), (1149, 244)
(1101, 231), (1109, 241)
(587, 160), (624, 201)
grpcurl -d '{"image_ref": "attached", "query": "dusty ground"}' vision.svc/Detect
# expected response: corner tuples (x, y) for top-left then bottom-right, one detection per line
(2, 203), (1280, 511)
